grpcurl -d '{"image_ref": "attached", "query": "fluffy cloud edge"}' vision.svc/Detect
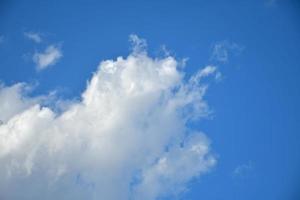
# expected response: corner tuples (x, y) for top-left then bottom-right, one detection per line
(0, 35), (218, 200)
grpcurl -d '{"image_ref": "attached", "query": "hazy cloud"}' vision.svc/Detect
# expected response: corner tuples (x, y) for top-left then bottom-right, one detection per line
(210, 40), (244, 63)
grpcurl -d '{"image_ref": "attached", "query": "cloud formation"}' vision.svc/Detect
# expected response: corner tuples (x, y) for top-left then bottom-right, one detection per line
(210, 40), (244, 63)
(33, 45), (62, 70)
(0, 35), (216, 200)
(24, 32), (42, 43)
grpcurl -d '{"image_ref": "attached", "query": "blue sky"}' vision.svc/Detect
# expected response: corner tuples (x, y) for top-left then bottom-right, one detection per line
(0, 0), (300, 200)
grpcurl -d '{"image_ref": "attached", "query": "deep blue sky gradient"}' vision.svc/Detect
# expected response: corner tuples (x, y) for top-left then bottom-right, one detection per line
(0, 1), (300, 199)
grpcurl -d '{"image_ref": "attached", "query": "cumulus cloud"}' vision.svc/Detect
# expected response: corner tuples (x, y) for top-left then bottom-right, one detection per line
(33, 45), (62, 70)
(210, 40), (244, 63)
(0, 35), (217, 200)
(24, 32), (42, 43)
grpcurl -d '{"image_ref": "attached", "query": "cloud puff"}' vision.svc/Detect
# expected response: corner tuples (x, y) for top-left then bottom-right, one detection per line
(33, 45), (62, 70)
(210, 40), (244, 63)
(0, 35), (216, 200)
(24, 32), (42, 43)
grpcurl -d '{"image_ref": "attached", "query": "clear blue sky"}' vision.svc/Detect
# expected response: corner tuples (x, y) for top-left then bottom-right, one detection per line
(0, 0), (300, 200)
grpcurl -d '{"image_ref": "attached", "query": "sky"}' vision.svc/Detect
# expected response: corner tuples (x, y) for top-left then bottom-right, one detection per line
(0, 0), (300, 200)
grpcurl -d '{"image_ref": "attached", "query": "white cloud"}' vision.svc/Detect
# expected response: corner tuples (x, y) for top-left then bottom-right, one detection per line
(0, 35), (216, 200)
(210, 40), (244, 63)
(33, 45), (62, 70)
(24, 32), (42, 43)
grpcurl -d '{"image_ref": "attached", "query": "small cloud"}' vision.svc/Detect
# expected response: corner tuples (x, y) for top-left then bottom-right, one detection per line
(210, 40), (244, 63)
(33, 45), (62, 70)
(233, 161), (253, 177)
(24, 32), (42, 43)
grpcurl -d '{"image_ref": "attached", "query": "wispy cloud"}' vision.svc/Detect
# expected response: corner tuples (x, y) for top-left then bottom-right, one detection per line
(191, 65), (221, 82)
(0, 35), (217, 200)
(233, 161), (253, 177)
(24, 32), (42, 43)
(129, 34), (147, 55)
(210, 40), (244, 63)
(33, 45), (62, 70)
